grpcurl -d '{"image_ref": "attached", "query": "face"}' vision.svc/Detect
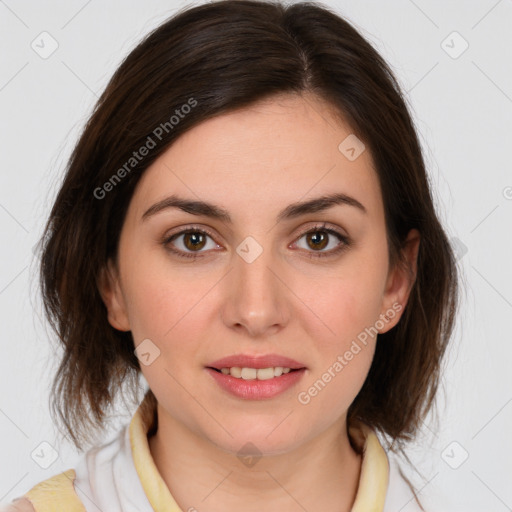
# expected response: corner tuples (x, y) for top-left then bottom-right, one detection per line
(100, 92), (419, 456)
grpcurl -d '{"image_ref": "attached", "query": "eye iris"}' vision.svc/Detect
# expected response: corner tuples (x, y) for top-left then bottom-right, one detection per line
(307, 231), (328, 250)
(184, 232), (206, 251)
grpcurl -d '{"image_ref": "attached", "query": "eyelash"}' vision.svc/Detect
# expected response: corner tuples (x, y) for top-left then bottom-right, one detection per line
(162, 222), (351, 260)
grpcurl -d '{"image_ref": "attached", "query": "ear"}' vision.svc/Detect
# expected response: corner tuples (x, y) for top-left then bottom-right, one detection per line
(378, 228), (420, 333)
(97, 259), (131, 332)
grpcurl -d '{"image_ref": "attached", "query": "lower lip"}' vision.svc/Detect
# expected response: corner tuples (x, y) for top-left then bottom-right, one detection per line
(205, 367), (306, 400)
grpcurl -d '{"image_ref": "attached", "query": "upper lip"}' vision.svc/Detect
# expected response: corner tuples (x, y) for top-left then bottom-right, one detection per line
(207, 353), (306, 370)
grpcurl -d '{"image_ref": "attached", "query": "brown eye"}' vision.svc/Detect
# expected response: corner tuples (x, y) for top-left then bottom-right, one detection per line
(305, 231), (329, 251)
(163, 228), (220, 259)
(293, 225), (351, 258)
(182, 232), (207, 251)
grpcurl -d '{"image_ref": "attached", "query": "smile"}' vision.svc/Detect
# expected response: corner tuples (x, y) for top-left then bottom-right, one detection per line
(205, 367), (307, 400)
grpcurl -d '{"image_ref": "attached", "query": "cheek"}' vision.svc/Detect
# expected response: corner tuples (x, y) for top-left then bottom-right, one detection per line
(123, 262), (208, 401)
(120, 252), (218, 394)
(298, 257), (387, 347)
(296, 271), (381, 417)
(293, 241), (388, 403)
(121, 251), (208, 341)
(123, 274), (176, 340)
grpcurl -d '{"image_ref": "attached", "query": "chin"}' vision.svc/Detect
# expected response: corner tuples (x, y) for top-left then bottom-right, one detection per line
(204, 420), (305, 458)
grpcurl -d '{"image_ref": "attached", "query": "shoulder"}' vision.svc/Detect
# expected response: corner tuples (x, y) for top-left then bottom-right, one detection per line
(0, 423), (132, 512)
(1, 469), (86, 512)
(0, 499), (35, 512)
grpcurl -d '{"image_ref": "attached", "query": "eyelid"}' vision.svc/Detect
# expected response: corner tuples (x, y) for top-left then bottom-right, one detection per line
(163, 224), (221, 244)
(292, 221), (348, 240)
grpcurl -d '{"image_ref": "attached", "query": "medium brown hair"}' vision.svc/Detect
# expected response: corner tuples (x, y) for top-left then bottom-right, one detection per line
(38, 0), (459, 498)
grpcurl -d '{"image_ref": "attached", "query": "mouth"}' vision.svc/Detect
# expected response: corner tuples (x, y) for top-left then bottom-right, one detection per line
(206, 366), (304, 379)
(205, 366), (307, 400)
(206, 353), (307, 374)
(204, 353), (307, 397)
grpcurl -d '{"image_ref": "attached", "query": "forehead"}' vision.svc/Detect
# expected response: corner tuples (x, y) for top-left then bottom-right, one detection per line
(130, 93), (382, 222)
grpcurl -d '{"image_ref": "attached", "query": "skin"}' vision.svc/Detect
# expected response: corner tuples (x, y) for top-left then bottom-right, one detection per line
(99, 91), (420, 512)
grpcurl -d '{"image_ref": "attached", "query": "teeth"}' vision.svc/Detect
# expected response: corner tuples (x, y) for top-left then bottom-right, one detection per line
(219, 367), (294, 380)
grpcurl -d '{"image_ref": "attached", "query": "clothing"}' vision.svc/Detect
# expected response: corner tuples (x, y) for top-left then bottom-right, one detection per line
(8, 394), (424, 512)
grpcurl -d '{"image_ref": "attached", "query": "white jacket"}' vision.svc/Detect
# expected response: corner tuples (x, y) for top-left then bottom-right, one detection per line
(7, 396), (425, 512)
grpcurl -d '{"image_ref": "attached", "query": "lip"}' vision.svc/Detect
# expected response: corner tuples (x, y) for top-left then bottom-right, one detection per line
(207, 353), (307, 370)
(205, 367), (307, 400)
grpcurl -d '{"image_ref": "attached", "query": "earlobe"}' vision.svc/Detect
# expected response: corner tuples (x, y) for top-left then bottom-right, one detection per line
(379, 229), (421, 333)
(97, 259), (131, 332)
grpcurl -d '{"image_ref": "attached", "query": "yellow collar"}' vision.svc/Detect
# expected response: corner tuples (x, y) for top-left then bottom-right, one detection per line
(129, 396), (389, 511)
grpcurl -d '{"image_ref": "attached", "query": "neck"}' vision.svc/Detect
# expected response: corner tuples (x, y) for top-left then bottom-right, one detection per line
(148, 403), (362, 512)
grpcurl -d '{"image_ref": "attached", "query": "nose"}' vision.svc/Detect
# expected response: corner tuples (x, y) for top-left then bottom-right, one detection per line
(220, 239), (290, 338)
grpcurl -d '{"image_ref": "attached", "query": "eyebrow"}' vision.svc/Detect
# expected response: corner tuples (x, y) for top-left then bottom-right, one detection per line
(141, 192), (367, 223)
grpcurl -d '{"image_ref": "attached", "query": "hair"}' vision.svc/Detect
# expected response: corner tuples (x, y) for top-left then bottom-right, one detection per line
(38, 0), (459, 506)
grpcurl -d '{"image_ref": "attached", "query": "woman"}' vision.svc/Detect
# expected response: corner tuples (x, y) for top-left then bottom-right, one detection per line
(3, 0), (459, 510)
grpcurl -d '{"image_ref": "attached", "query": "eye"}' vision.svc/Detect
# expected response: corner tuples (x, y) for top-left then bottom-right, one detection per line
(162, 223), (351, 260)
(292, 223), (351, 258)
(163, 227), (221, 259)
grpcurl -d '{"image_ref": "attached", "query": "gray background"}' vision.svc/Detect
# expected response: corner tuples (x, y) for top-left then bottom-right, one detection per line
(1, 1), (511, 510)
